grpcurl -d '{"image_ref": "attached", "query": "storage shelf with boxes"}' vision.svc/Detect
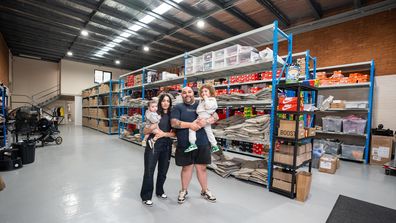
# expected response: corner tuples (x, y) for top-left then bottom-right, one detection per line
(313, 61), (375, 164)
(81, 80), (120, 135)
(269, 83), (317, 200)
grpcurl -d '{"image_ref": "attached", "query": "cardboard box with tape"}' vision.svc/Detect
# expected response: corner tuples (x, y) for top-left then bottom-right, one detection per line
(370, 135), (394, 165)
(319, 154), (338, 174)
(278, 120), (305, 139)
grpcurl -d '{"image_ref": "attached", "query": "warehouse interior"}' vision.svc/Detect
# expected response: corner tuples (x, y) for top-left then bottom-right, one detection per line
(0, 0), (396, 223)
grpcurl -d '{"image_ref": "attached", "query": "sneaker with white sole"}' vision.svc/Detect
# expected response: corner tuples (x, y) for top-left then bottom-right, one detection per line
(143, 200), (153, 206)
(177, 190), (188, 204)
(201, 189), (216, 202)
(157, 193), (167, 199)
(184, 144), (198, 153)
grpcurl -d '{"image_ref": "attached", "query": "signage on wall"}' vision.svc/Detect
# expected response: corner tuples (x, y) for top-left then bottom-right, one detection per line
(94, 69), (112, 84)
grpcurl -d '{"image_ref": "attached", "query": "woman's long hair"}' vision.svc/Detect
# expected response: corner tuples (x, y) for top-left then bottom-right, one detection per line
(157, 93), (172, 117)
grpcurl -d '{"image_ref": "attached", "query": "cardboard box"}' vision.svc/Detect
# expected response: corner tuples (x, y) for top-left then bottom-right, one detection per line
(0, 176), (5, 191)
(330, 100), (345, 109)
(278, 120), (305, 139)
(278, 144), (306, 155)
(305, 143), (312, 153)
(272, 179), (295, 192)
(305, 127), (316, 137)
(319, 154), (337, 174)
(274, 152), (311, 166)
(370, 135), (394, 165)
(273, 168), (292, 182)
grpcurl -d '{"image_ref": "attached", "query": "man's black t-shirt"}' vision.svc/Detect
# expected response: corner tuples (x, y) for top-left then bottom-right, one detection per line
(171, 101), (209, 150)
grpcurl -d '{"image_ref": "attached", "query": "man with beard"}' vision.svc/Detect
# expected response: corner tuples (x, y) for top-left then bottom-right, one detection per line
(171, 86), (218, 204)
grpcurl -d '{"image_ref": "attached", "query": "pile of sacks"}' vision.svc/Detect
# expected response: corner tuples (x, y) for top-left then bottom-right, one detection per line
(231, 160), (268, 185)
(119, 114), (142, 125)
(121, 96), (148, 107)
(216, 88), (272, 105)
(215, 115), (270, 144)
(209, 151), (268, 185)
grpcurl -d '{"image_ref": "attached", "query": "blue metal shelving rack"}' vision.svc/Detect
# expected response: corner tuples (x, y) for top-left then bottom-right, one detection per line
(313, 60), (375, 164)
(81, 80), (120, 135)
(0, 86), (8, 148)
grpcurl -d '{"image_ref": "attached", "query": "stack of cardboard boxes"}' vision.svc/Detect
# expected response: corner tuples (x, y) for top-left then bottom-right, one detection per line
(274, 143), (312, 167)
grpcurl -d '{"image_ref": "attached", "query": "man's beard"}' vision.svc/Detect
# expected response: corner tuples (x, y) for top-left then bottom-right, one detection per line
(183, 96), (195, 105)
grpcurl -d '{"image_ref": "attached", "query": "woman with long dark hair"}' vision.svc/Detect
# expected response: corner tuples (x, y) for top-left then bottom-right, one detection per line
(140, 94), (175, 206)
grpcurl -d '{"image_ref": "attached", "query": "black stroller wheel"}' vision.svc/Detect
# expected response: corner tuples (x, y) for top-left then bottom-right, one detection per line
(55, 137), (63, 145)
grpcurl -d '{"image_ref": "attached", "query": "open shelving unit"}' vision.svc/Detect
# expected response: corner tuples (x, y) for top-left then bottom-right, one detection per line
(81, 80), (120, 135)
(269, 83), (317, 199)
(312, 61), (375, 163)
(0, 86), (8, 149)
(117, 20), (319, 188)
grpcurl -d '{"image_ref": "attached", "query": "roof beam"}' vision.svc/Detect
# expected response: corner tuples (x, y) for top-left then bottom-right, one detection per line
(255, 0), (291, 26)
(354, 0), (366, 9)
(205, 0), (261, 28)
(306, 0), (323, 20)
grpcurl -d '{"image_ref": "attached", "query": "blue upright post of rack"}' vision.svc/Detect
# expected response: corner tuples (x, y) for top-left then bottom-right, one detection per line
(1, 87), (6, 147)
(183, 53), (188, 88)
(118, 79), (124, 137)
(364, 60), (375, 164)
(109, 80), (113, 134)
(141, 68), (146, 141)
(268, 20), (293, 188)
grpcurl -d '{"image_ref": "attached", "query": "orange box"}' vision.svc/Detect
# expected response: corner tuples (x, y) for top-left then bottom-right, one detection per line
(279, 97), (298, 105)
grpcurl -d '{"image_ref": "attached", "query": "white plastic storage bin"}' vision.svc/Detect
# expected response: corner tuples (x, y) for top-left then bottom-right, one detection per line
(203, 52), (214, 62)
(225, 55), (239, 67)
(345, 101), (369, 109)
(322, 116), (343, 132)
(225, 45), (241, 57)
(185, 57), (194, 67)
(186, 66), (194, 75)
(203, 61), (213, 71)
(314, 139), (341, 155)
(239, 50), (260, 64)
(214, 59), (226, 69)
(193, 56), (204, 73)
(342, 117), (367, 135)
(341, 144), (365, 160)
(214, 49), (225, 60)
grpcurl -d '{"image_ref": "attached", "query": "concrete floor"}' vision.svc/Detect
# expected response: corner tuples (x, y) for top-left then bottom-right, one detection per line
(0, 126), (395, 223)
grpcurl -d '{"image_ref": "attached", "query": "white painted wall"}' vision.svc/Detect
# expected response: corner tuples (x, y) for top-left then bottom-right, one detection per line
(373, 74), (396, 130)
(74, 96), (82, 126)
(60, 59), (129, 96)
(12, 56), (59, 99)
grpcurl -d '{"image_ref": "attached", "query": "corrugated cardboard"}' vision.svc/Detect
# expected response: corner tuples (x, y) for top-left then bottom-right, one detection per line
(319, 154), (337, 174)
(279, 144), (305, 155)
(370, 135), (393, 165)
(274, 152), (311, 166)
(272, 179), (295, 192)
(273, 168), (292, 182)
(305, 143), (312, 153)
(278, 120), (305, 139)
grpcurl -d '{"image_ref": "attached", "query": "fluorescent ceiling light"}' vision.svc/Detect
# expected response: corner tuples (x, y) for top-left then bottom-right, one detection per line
(140, 15), (155, 24)
(143, 46), (149, 52)
(197, 19), (205, 28)
(113, 37), (125, 43)
(174, 0), (184, 3)
(101, 48), (111, 52)
(67, 51), (73, 56)
(153, 3), (172, 15)
(115, 60), (120, 65)
(81, 29), (89, 36)
(129, 24), (142, 32)
(120, 31), (133, 38)
(19, 54), (41, 60)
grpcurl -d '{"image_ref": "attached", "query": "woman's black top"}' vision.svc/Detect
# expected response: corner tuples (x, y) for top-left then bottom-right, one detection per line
(148, 112), (172, 149)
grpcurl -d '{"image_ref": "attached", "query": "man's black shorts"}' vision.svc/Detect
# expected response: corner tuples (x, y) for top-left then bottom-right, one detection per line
(175, 144), (211, 166)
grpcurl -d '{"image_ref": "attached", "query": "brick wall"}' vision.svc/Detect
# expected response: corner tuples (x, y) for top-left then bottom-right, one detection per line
(0, 33), (9, 85)
(276, 9), (396, 76)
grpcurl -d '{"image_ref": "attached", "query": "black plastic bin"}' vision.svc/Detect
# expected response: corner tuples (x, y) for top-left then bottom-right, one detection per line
(14, 140), (36, 164)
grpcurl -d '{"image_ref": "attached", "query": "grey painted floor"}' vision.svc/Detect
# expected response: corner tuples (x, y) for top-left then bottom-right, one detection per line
(0, 126), (395, 223)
